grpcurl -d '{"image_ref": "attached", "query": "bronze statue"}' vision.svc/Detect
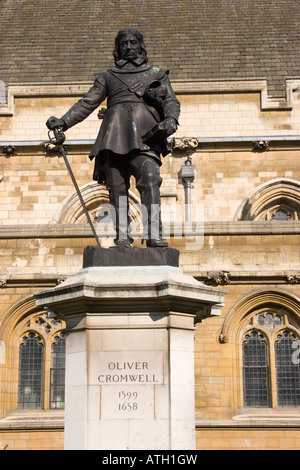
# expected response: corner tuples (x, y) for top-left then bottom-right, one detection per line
(47, 29), (180, 247)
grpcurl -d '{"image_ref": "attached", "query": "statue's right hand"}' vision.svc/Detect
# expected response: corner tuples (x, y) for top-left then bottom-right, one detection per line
(46, 116), (66, 130)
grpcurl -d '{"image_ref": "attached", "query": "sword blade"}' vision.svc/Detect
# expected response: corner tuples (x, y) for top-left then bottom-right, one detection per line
(59, 145), (101, 248)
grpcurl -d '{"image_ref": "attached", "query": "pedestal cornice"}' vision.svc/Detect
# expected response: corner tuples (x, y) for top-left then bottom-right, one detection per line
(34, 266), (226, 323)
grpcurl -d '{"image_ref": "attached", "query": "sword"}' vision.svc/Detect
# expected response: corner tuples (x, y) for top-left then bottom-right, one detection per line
(48, 127), (101, 248)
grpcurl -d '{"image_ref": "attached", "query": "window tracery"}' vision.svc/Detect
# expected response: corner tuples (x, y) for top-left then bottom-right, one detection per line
(24, 312), (63, 336)
(256, 204), (300, 221)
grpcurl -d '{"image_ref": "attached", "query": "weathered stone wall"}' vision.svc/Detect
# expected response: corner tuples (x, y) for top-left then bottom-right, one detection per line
(1, 84), (300, 450)
(1, 88), (300, 225)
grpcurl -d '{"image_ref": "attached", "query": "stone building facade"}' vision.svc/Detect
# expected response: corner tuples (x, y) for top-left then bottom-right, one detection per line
(0, 0), (300, 450)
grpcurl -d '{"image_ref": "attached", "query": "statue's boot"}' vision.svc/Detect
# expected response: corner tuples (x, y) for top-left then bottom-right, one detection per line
(136, 158), (168, 248)
(106, 180), (133, 247)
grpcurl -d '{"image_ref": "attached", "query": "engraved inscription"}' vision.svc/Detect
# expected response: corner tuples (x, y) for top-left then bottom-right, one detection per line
(96, 352), (163, 385)
(100, 385), (155, 420)
(96, 352), (163, 420)
(118, 390), (138, 412)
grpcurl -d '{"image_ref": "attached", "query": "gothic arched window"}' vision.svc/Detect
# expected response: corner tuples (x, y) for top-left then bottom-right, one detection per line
(234, 179), (300, 221)
(17, 313), (66, 410)
(0, 296), (67, 420)
(241, 311), (300, 408)
(220, 291), (300, 414)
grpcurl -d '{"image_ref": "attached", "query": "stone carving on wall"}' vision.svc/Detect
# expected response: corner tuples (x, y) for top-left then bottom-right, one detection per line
(170, 137), (198, 151)
(204, 271), (231, 286)
(2, 145), (16, 156)
(252, 140), (270, 152)
(286, 275), (300, 284)
(219, 333), (228, 344)
(43, 142), (69, 156)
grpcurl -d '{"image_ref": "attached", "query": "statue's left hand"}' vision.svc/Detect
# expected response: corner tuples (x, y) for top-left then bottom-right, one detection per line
(161, 117), (177, 137)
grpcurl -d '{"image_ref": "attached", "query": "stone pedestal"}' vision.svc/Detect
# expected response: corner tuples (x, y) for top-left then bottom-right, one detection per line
(34, 248), (225, 450)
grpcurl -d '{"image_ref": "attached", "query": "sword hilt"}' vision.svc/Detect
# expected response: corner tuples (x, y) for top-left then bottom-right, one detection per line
(48, 127), (66, 146)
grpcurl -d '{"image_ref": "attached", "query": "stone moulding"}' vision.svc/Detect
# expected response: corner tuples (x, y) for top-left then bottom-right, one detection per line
(34, 266), (226, 323)
(1, 78), (299, 116)
(0, 221), (299, 239)
(0, 410), (64, 430)
(173, 78), (298, 111)
(195, 417), (300, 428)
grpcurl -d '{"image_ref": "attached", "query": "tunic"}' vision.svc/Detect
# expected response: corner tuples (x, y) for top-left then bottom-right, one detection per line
(61, 61), (180, 181)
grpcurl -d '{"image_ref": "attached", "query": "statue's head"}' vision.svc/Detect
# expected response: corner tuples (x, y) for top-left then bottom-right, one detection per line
(113, 29), (148, 64)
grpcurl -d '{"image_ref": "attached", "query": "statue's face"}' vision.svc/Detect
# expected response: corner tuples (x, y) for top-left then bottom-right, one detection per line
(119, 33), (141, 61)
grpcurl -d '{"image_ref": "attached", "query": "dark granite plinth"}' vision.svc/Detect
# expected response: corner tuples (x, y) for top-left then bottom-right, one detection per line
(83, 245), (180, 268)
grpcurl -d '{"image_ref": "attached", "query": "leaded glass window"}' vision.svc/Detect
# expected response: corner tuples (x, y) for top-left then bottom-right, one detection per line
(275, 331), (300, 407)
(50, 333), (66, 409)
(243, 330), (270, 407)
(17, 312), (66, 411)
(18, 333), (44, 409)
(241, 308), (300, 409)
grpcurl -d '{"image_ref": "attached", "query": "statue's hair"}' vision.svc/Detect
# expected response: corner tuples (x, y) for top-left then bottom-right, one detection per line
(113, 29), (148, 63)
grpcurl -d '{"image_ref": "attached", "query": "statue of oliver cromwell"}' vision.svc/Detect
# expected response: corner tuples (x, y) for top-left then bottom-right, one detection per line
(47, 29), (180, 247)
